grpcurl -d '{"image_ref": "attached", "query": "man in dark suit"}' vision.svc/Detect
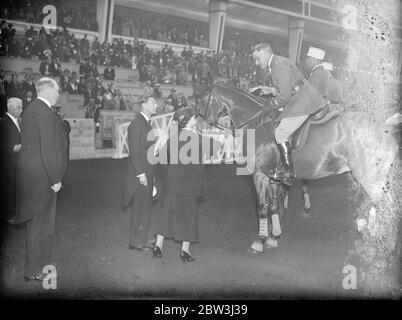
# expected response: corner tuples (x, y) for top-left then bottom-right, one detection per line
(39, 58), (51, 76)
(15, 78), (68, 281)
(6, 73), (22, 99)
(22, 90), (34, 113)
(122, 95), (158, 251)
(0, 97), (22, 223)
(21, 73), (37, 98)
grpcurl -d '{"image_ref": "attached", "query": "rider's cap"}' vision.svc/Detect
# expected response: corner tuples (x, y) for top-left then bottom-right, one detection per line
(322, 62), (333, 71)
(307, 47), (326, 60)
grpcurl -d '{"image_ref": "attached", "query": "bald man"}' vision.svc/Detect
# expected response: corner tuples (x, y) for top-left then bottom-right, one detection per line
(15, 77), (68, 281)
(0, 97), (22, 223)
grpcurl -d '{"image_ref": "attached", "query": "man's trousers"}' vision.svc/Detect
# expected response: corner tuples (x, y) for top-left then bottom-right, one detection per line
(24, 195), (57, 277)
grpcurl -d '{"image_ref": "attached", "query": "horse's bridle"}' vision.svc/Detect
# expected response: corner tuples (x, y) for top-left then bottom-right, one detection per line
(199, 88), (265, 131)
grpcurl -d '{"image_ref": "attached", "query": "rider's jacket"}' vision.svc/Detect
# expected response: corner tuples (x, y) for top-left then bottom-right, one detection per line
(326, 75), (343, 104)
(308, 64), (331, 99)
(267, 54), (325, 121)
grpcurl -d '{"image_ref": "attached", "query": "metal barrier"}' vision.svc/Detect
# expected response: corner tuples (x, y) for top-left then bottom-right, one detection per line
(112, 112), (175, 159)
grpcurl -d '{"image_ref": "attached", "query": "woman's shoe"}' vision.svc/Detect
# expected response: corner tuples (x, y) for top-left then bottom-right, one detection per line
(153, 246), (163, 258)
(179, 250), (195, 263)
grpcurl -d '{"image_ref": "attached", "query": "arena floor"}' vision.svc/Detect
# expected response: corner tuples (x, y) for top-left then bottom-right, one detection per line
(0, 158), (368, 298)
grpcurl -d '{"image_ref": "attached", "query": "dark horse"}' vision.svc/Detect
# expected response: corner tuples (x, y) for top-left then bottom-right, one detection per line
(194, 83), (398, 254)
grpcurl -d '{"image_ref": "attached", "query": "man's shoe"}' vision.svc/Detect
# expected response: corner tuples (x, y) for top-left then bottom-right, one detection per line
(24, 272), (46, 282)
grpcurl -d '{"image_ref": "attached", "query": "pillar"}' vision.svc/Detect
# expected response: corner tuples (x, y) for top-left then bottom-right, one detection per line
(97, 0), (115, 43)
(209, 0), (228, 53)
(288, 18), (305, 64)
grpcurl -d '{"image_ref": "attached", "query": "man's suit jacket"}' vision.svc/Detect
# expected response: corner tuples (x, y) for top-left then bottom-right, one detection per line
(21, 81), (37, 97)
(39, 61), (50, 76)
(268, 55), (325, 121)
(15, 98), (68, 223)
(6, 81), (22, 99)
(122, 113), (155, 208)
(308, 65), (331, 99)
(0, 114), (20, 187)
(67, 81), (79, 95)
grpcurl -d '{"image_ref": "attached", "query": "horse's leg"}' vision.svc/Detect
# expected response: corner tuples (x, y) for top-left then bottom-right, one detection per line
(284, 187), (289, 210)
(301, 179), (312, 219)
(248, 172), (271, 254)
(264, 181), (287, 248)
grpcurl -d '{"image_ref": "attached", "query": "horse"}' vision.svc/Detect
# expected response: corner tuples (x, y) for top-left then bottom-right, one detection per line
(193, 83), (398, 254)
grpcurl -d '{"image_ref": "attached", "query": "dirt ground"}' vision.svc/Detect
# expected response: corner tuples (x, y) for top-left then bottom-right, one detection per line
(0, 158), (371, 299)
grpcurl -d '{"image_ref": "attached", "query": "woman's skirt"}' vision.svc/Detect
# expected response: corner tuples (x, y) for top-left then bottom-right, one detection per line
(155, 194), (199, 242)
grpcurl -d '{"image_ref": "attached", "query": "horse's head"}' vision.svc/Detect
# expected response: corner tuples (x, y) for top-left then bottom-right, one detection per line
(196, 83), (267, 132)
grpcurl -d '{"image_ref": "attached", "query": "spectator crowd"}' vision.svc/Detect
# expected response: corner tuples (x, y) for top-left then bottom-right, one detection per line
(113, 6), (209, 48)
(1, 3), (320, 121)
(0, 0), (98, 31)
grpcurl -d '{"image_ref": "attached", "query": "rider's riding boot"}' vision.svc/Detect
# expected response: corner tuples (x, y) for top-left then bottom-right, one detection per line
(276, 141), (295, 186)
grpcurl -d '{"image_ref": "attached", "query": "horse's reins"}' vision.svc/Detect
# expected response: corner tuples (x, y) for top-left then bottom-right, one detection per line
(212, 88), (266, 130)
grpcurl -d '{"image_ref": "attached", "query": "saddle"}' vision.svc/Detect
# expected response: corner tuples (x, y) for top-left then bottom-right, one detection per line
(290, 103), (340, 150)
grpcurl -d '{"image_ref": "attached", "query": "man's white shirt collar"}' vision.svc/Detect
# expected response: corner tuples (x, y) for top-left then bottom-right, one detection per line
(6, 113), (20, 132)
(37, 96), (53, 109)
(267, 54), (274, 73)
(140, 112), (150, 123)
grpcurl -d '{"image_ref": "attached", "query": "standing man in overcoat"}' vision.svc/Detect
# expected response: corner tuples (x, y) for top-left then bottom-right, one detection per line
(122, 95), (158, 251)
(252, 43), (325, 186)
(15, 77), (68, 281)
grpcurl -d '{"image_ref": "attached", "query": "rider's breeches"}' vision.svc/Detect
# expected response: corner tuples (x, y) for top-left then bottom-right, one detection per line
(274, 115), (309, 144)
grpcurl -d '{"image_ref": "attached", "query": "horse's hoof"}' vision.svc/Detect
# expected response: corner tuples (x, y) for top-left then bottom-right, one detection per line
(272, 233), (281, 240)
(247, 248), (260, 255)
(301, 210), (312, 219)
(247, 242), (263, 254)
(264, 238), (278, 248)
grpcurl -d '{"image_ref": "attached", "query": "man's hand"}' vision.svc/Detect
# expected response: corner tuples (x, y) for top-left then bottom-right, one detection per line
(51, 182), (62, 193)
(13, 144), (21, 152)
(138, 174), (148, 186)
(249, 86), (278, 97)
(258, 86), (279, 96)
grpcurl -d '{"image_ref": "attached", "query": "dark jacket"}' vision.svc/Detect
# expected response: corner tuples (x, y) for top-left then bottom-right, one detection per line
(6, 81), (22, 99)
(308, 65), (331, 99)
(164, 129), (206, 197)
(326, 76), (343, 103)
(0, 114), (20, 187)
(39, 61), (50, 76)
(15, 99), (68, 223)
(122, 113), (156, 207)
(268, 55), (325, 120)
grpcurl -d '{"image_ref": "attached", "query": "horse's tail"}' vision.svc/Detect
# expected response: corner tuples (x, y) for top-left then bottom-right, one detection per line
(342, 112), (398, 202)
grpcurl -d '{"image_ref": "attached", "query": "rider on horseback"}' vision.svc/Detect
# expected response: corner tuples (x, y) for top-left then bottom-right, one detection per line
(252, 43), (326, 186)
(306, 47), (344, 111)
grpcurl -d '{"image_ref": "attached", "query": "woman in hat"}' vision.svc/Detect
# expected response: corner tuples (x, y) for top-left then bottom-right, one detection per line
(152, 108), (206, 262)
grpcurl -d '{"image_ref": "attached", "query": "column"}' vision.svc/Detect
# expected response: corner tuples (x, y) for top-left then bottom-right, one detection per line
(97, 0), (115, 43)
(209, 0), (228, 53)
(288, 18), (305, 64)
